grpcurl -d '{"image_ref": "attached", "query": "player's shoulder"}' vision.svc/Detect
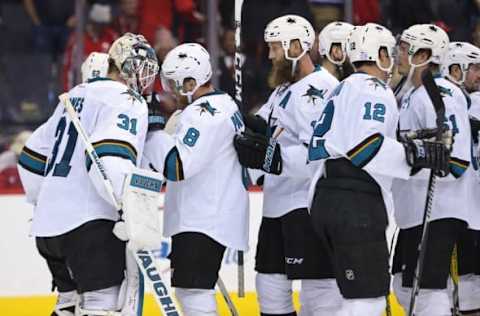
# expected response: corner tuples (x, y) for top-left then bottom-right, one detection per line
(84, 78), (147, 113)
(416, 77), (466, 109)
(342, 72), (395, 103)
(291, 66), (338, 97)
(183, 90), (236, 123)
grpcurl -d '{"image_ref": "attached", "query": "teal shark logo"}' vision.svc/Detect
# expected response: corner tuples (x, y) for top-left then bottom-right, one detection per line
(438, 86), (453, 98)
(196, 101), (219, 116)
(366, 78), (387, 90)
(121, 89), (143, 104)
(303, 85), (326, 104)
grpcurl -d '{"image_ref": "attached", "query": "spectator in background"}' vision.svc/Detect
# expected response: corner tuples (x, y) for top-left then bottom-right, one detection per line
(432, 0), (479, 42)
(23, 0), (75, 62)
(62, 3), (117, 91)
(150, 27), (177, 118)
(112, 0), (139, 35)
(353, 0), (380, 25)
(218, 28), (236, 98)
(138, 0), (204, 44)
(0, 131), (31, 191)
(387, 0), (435, 35)
(309, 0), (344, 30)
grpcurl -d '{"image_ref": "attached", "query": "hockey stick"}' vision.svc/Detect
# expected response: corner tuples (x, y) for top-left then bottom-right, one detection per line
(408, 70), (447, 316)
(58, 93), (181, 316)
(234, 0), (246, 298)
(217, 277), (240, 316)
(451, 244), (460, 315)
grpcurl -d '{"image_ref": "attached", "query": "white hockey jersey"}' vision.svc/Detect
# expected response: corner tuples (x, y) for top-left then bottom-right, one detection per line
(18, 78), (148, 237)
(307, 72), (411, 213)
(393, 76), (471, 229)
(256, 66), (339, 218)
(466, 91), (480, 229)
(142, 91), (249, 251)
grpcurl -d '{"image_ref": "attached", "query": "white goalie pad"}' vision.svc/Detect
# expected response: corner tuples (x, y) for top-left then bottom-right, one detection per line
(122, 167), (164, 251)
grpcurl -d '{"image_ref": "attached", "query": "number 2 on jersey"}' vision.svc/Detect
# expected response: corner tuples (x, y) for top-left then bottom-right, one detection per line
(309, 100), (334, 161)
(46, 116), (78, 177)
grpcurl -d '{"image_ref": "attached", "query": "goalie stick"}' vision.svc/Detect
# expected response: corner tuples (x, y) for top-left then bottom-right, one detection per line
(408, 70), (447, 316)
(234, 0), (245, 299)
(58, 93), (181, 316)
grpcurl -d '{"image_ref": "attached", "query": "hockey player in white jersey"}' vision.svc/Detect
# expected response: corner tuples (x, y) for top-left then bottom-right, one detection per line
(318, 21), (354, 80)
(234, 15), (343, 316)
(81, 52), (109, 83)
(442, 41), (480, 315)
(17, 33), (157, 315)
(141, 43), (249, 316)
(307, 23), (451, 316)
(391, 25), (472, 316)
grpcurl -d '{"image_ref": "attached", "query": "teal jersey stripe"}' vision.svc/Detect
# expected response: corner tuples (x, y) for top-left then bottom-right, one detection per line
(86, 143), (137, 171)
(164, 147), (184, 181)
(348, 134), (384, 168)
(18, 151), (46, 176)
(449, 158), (469, 178)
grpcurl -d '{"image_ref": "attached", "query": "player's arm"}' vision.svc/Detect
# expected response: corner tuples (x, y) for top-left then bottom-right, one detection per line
(17, 123), (51, 204)
(87, 100), (148, 206)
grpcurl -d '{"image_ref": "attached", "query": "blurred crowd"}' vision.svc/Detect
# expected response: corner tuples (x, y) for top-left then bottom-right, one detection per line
(2, 0), (480, 190)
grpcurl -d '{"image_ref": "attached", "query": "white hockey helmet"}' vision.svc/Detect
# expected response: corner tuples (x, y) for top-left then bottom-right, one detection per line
(160, 43), (212, 103)
(400, 24), (449, 67)
(108, 32), (159, 93)
(81, 52), (109, 82)
(264, 15), (315, 73)
(318, 21), (354, 65)
(441, 42), (480, 84)
(347, 23), (396, 73)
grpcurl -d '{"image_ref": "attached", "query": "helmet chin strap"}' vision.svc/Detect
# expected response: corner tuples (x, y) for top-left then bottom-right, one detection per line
(283, 44), (308, 77)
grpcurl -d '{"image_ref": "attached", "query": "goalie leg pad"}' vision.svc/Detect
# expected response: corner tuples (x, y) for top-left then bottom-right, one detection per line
(340, 297), (386, 316)
(78, 285), (121, 314)
(175, 288), (217, 316)
(52, 290), (78, 316)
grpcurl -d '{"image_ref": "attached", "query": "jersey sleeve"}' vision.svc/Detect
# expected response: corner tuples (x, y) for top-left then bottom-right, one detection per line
(17, 123), (51, 204)
(346, 95), (411, 180)
(87, 99), (148, 206)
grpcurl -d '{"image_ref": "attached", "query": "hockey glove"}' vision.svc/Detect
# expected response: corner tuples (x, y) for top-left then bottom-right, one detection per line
(404, 139), (450, 177)
(243, 113), (268, 134)
(145, 92), (167, 131)
(234, 130), (282, 175)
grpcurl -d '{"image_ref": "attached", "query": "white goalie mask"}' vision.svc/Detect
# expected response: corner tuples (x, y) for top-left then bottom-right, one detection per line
(264, 14), (315, 74)
(81, 52), (109, 83)
(160, 43), (212, 104)
(400, 24), (449, 67)
(441, 42), (480, 85)
(347, 23), (396, 73)
(318, 21), (354, 65)
(108, 33), (159, 94)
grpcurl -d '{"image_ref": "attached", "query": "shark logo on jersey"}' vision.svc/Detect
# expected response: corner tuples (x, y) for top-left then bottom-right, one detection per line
(366, 78), (387, 90)
(195, 101), (219, 116)
(303, 84), (326, 105)
(122, 89), (143, 104)
(438, 86), (453, 98)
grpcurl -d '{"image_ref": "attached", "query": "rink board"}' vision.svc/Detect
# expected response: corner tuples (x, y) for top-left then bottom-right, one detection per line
(0, 193), (405, 315)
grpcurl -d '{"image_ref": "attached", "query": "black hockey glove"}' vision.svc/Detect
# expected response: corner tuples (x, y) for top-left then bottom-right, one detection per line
(233, 130), (282, 175)
(403, 139), (450, 177)
(243, 113), (268, 135)
(145, 92), (166, 131)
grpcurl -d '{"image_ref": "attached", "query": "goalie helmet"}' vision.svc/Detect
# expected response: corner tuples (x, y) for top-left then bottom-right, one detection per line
(108, 33), (159, 93)
(160, 43), (212, 103)
(81, 52), (109, 82)
(400, 24), (449, 67)
(347, 23), (396, 73)
(318, 21), (354, 65)
(441, 42), (480, 84)
(264, 15), (315, 73)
